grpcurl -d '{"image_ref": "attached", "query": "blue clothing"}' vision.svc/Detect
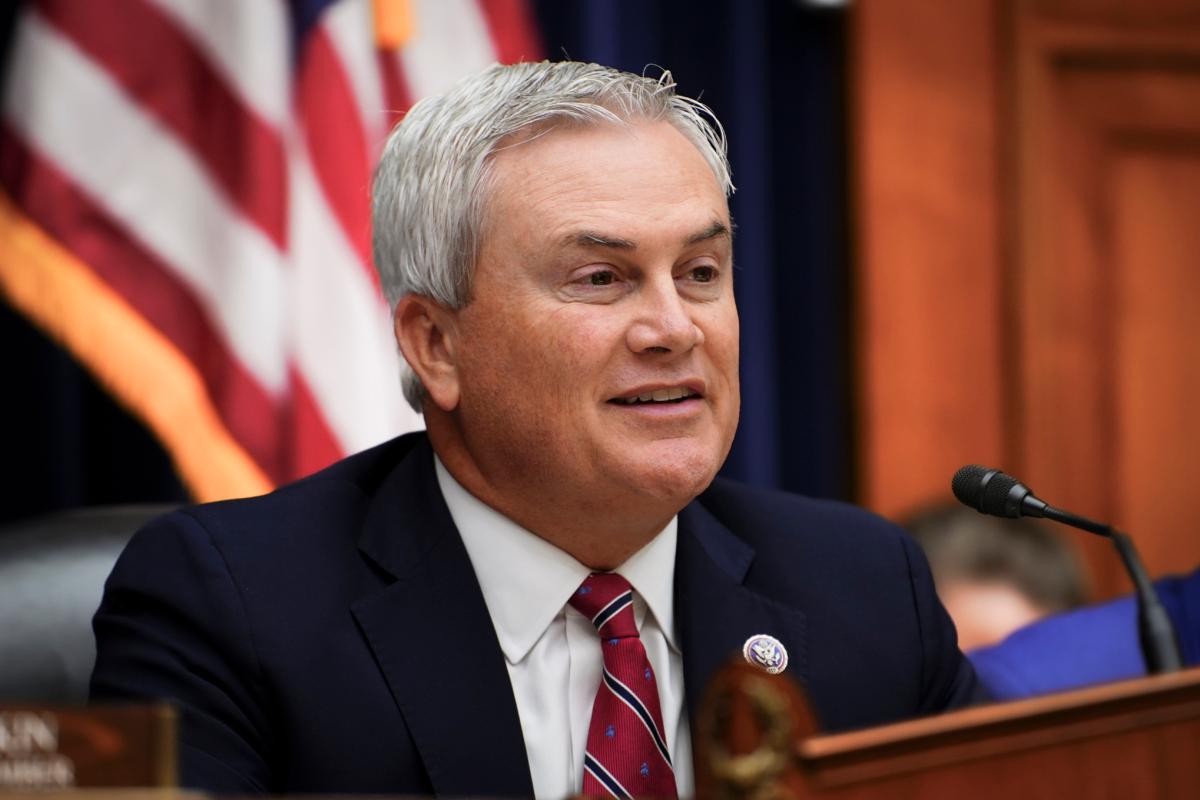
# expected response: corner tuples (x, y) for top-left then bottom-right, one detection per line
(91, 432), (979, 795)
(970, 569), (1200, 700)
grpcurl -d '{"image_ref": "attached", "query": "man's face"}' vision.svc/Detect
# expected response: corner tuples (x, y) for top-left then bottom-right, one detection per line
(445, 120), (740, 524)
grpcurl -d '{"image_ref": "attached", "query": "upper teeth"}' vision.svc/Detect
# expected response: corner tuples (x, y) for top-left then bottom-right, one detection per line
(620, 387), (694, 404)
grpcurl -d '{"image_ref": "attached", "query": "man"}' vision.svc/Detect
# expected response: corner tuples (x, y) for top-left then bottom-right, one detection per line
(91, 61), (979, 797)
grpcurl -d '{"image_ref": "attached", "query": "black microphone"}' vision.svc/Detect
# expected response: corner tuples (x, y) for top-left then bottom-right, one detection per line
(951, 465), (1048, 519)
(951, 464), (1182, 674)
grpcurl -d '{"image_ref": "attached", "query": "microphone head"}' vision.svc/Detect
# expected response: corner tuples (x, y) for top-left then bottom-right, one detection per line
(952, 464), (1024, 518)
(951, 464), (991, 508)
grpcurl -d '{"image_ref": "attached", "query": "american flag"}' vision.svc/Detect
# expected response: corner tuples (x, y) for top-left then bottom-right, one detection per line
(0, 0), (541, 501)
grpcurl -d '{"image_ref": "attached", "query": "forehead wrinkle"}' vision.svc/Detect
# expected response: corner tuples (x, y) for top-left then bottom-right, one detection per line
(485, 121), (730, 260)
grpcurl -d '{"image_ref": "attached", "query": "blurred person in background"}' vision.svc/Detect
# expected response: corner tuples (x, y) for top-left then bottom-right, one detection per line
(905, 504), (1089, 652)
(910, 504), (1200, 701)
(970, 567), (1200, 700)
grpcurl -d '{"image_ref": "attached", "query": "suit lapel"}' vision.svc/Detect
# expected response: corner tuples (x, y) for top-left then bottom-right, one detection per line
(675, 499), (808, 724)
(350, 437), (533, 797)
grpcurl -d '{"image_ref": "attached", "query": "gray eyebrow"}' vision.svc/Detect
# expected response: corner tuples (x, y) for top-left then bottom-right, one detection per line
(565, 220), (732, 252)
(572, 231), (636, 250)
(685, 220), (732, 246)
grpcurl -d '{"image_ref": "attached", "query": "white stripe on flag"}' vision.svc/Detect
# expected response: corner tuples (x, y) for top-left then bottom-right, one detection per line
(287, 135), (423, 451)
(322, 0), (390, 151)
(5, 12), (288, 394)
(401, 0), (498, 99)
(147, 0), (291, 129)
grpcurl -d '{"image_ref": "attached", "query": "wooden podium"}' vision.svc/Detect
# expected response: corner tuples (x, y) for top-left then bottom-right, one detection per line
(694, 664), (1200, 799)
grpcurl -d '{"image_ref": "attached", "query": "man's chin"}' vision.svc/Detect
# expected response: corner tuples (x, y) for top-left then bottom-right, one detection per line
(616, 453), (721, 509)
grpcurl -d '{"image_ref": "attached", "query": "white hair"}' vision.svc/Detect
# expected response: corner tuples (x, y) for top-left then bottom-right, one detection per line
(371, 60), (734, 411)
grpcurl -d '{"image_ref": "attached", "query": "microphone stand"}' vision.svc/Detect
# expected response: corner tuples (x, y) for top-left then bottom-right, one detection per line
(1040, 505), (1182, 674)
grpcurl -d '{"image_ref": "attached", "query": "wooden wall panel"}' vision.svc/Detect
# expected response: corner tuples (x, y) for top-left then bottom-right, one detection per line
(855, 0), (1200, 596)
(1113, 154), (1200, 578)
(1014, 17), (1200, 593)
(852, 1), (1006, 518)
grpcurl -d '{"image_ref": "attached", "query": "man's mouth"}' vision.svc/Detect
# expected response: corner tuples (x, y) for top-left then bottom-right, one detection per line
(609, 387), (700, 405)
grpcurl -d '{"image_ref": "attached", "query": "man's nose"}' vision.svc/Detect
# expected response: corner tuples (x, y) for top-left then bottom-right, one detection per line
(626, 276), (705, 354)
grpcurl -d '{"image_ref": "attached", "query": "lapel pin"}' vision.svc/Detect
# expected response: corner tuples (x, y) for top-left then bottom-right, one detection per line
(742, 634), (788, 675)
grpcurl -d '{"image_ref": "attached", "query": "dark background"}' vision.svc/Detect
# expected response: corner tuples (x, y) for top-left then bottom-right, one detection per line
(0, 0), (850, 522)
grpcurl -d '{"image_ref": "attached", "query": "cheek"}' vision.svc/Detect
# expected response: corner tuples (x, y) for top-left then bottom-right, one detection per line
(459, 305), (612, 412)
(703, 304), (741, 372)
(532, 306), (624, 378)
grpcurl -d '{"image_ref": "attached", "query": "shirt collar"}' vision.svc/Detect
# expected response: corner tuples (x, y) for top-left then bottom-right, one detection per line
(434, 454), (679, 665)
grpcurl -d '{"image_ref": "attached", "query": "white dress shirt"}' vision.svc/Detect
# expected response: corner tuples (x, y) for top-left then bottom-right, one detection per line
(435, 456), (694, 799)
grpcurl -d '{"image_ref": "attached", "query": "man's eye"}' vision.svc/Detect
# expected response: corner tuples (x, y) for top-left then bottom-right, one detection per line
(690, 265), (717, 283)
(589, 271), (616, 286)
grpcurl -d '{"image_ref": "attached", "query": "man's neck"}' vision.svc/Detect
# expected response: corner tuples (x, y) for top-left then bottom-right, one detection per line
(425, 419), (676, 570)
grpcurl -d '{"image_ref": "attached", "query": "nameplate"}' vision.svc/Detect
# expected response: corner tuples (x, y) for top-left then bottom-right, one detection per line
(0, 705), (176, 790)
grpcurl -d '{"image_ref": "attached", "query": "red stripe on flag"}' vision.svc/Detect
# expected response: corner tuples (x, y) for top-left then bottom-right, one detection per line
(34, 0), (289, 251)
(477, 0), (544, 63)
(1, 126), (286, 482)
(284, 369), (346, 481)
(377, 50), (413, 135)
(295, 25), (377, 285)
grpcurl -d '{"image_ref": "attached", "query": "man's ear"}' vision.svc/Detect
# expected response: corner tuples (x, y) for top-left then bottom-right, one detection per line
(393, 295), (461, 412)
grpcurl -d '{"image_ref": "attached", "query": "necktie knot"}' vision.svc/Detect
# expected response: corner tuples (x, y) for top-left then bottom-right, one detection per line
(569, 573), (639, 639)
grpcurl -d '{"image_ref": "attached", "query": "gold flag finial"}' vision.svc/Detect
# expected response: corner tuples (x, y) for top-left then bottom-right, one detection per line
(373, 0), (414, 49)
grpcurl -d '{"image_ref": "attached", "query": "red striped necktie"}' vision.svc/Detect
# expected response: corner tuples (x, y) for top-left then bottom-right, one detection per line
(569, 573), (678, 799)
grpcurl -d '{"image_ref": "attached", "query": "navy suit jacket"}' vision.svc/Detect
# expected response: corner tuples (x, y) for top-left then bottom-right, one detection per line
(91, 432), (978, 795)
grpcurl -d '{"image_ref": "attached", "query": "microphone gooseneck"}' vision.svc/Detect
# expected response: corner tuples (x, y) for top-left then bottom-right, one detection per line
(951, 464), (1182, 674)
